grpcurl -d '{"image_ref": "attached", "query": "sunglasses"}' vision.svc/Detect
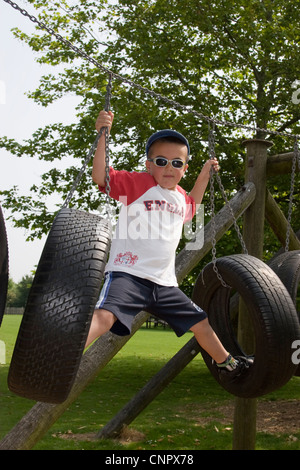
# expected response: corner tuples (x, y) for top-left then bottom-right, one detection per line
(147, 156), (186, 169)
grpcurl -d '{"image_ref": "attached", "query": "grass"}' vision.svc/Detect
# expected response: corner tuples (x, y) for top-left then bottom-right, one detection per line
(1, 315), (300, 450)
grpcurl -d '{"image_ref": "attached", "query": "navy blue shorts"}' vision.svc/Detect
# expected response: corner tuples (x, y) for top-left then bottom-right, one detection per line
(95, 271), (207, 337)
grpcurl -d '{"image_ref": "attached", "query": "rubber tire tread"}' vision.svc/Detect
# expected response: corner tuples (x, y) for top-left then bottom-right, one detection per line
(8, 208), (111, 403)
(0, 205), (9, 327)
(268, 250), (300, 376)
(192, 254), (300, 398)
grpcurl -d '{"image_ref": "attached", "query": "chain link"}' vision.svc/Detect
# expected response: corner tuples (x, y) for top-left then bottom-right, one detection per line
(285, 137), (298, 251)
(208, 123), (229, 288)
(61, 127), (105, 209)
(215, 173), (248, 255)
(104, 74), (112, 219)
(62, 75), (113, 210)
(208, 122), (249, 287)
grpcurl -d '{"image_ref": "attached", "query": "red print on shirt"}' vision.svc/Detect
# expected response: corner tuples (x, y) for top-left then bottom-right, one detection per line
(114, 252), (139, 266)
(143, 199), (184, 218)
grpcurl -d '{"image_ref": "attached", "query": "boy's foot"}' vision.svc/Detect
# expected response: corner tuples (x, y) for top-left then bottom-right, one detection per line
(213, 354), (253, 384)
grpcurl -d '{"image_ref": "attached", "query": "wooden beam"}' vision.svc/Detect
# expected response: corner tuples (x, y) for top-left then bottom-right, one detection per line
(267, 152), (299, 176)
(96, 336), (200, 439)
(0, 182), (256, 450)
(176, 183), (256, 283)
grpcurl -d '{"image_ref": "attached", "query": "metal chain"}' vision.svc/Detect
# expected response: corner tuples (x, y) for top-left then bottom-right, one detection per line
(104, 74), (112, 219)
(297, 139), (300, 170)
(61, 127), (105, 209)
(3, 0), (300, 141)
(285, 136), (298, 252)
(208, 123), (229, 288)
(215, 173), (248, 255)
(208, 121), (249, 287)
(62, 75), (113, 209)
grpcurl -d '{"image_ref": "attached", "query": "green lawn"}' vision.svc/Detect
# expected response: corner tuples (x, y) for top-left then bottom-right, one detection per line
(0, 315), (300, 450)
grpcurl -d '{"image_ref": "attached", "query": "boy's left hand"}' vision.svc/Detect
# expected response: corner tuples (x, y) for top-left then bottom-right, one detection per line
(189, 158), (220, 205)
(203, 158), (220, 175)
(210, 158), (220, 173)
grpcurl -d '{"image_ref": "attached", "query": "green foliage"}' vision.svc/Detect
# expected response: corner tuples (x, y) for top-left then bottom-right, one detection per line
(6, 275), (33, 308)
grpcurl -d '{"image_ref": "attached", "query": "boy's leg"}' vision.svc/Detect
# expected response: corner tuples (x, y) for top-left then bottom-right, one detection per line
(190, 318), (253, 381)
(85, 309), (117, 348)
(190, 318), (229, 363)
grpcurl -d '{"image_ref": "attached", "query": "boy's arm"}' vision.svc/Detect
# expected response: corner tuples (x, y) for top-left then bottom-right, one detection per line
(189, 158), (219, 205)
(92, 110), (114, 187)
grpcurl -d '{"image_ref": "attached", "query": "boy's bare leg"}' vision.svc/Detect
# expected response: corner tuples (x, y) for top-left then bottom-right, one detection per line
(85, 309), (117, 348)
(190, 318), (229, 364)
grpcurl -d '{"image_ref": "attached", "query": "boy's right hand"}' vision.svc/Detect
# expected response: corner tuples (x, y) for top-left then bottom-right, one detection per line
(95, 110), (114, 133)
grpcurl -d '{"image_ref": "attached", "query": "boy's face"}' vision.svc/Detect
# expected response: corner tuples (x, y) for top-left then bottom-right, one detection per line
(146, 141), (188, 190)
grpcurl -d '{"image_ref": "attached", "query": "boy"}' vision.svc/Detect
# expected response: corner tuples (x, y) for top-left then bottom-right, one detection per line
(86, 110), (251, 383)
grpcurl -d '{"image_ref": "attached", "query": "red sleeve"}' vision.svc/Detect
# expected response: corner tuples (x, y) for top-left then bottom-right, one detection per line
(98, 167), (157, 206)
(176, 185), (196, 223)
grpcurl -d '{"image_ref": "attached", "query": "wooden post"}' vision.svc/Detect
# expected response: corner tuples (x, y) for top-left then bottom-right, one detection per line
(232, 139), (273, 450)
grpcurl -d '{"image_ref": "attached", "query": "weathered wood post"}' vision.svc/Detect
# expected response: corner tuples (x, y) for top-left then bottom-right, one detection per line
(232, 139), (273, 450)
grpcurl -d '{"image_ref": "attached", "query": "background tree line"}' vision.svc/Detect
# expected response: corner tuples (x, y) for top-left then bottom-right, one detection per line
(0, 0), (299, 295)
(6, 275), (33, 308)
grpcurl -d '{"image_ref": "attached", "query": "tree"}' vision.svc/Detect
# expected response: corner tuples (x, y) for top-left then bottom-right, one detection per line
(6, 278), (18, 307)
(1, 0), (299, 250)
(6, 275), (33, 308)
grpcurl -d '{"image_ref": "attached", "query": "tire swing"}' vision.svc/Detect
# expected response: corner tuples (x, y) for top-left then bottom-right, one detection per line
(0, 204), (9, 327)
(269, 250), (300, 376)
(191, 126), (300, 398)
(192, 254), (300, 398)
(8, 79), (113, 404)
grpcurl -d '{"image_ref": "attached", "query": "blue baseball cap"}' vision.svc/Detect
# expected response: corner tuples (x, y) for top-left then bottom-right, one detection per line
(146, 129), (190, 157)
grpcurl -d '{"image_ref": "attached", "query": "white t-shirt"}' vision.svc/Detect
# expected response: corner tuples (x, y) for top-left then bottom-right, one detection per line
(99, 168), (195, 287)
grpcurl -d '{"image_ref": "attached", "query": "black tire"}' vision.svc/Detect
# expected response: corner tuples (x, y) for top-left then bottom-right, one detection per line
(192, 254), (300, 398)
(268, 251), (300, 309)
(0, 205), (9, 327)
(268, 251), (300, 376)
(8, 208), (111, 403)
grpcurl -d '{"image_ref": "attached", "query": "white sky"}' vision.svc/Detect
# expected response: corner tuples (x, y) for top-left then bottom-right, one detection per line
(0, 1), (80, 281)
